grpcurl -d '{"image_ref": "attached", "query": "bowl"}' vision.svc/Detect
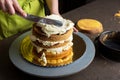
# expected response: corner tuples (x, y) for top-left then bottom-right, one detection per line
(96, 31), (120, 62)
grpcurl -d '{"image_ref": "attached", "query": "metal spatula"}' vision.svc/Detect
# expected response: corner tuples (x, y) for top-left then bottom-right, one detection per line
(18, 13), (63, 27)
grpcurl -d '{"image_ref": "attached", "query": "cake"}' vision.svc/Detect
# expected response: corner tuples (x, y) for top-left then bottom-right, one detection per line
(77, 19), (103, 34)
(21, 14), (75, 67)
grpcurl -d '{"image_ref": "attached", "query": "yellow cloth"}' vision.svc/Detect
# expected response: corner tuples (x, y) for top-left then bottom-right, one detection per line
(0, 0), (45, 40)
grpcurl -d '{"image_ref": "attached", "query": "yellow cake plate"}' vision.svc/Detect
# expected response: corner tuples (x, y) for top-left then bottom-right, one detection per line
(20, 36), (34, 62)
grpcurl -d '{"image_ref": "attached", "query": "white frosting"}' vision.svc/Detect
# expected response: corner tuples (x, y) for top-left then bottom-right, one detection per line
(30, 34), (73, 46)
(36, 14), (74, 37)
(32, 41), (73, 54)
(38, 52), (47, 66)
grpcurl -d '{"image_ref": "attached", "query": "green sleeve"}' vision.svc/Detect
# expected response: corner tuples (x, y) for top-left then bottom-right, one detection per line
(0, 0), (45, 40)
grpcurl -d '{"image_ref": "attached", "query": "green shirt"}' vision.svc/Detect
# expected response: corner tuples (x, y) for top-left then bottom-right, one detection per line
(0, 0), (45, 40)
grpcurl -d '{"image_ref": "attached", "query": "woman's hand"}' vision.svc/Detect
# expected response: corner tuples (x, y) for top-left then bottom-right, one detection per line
(0, 0), (26, 17)
(73, 27), (78, 32)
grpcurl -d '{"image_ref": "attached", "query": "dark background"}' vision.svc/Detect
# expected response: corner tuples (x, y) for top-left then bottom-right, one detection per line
(45, 0), (95, 14)
(59, 0), (94, 14)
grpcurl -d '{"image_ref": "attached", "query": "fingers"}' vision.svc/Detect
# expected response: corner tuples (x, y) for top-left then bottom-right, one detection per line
(0, 0), (7, 12)
(6, 0), (15, 14)
(0, 0), (15, 14)
(0, 0), (27, 17)
(12, 0), (27, 17)
(73, 27), (78, 32)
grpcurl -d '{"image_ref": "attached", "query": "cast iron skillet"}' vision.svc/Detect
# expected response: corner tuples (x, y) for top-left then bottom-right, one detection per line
(95, 31), (120, 62)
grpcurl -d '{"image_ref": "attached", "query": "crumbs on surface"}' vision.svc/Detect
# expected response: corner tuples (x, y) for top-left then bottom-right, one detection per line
(114, 10), (120, 17)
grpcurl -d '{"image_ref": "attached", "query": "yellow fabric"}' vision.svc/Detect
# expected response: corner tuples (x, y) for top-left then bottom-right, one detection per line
(0, 0), (45, 40)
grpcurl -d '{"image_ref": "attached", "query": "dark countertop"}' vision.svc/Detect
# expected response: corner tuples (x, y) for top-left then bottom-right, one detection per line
(0, 0), (120, 80)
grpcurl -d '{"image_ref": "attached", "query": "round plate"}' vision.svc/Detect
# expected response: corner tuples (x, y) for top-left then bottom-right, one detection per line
(9, 31), (95, 78)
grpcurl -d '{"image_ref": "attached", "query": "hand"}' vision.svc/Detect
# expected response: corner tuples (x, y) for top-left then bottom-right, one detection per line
(73, 27), (78, 32)
(0, 0), (27, 17)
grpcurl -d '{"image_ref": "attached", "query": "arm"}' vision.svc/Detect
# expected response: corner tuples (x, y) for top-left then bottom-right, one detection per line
(0, 0), (26, 16)
(45, 0), (60, 15)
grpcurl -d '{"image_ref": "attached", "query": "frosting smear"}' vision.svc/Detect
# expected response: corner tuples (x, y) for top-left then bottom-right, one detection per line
(36, 14), (74, 37)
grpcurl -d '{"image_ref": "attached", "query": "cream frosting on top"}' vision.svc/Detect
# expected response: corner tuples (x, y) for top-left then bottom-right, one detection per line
(36, 14), (74, 37)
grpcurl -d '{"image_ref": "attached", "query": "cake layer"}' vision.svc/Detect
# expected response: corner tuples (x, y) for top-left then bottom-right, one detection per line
(31, 41), (73, 54)
(33, 46), (73, 59)
(32, 24), (73, 41)
(33, 51), (73, 66)
(32, 40), (71, 48)
(30, 34), (73, 46)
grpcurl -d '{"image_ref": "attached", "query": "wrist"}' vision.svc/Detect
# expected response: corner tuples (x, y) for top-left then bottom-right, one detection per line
(50, 11), (60, 15)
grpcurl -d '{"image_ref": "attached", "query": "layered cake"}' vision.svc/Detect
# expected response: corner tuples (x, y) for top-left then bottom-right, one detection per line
(21, 14), (74, 67)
